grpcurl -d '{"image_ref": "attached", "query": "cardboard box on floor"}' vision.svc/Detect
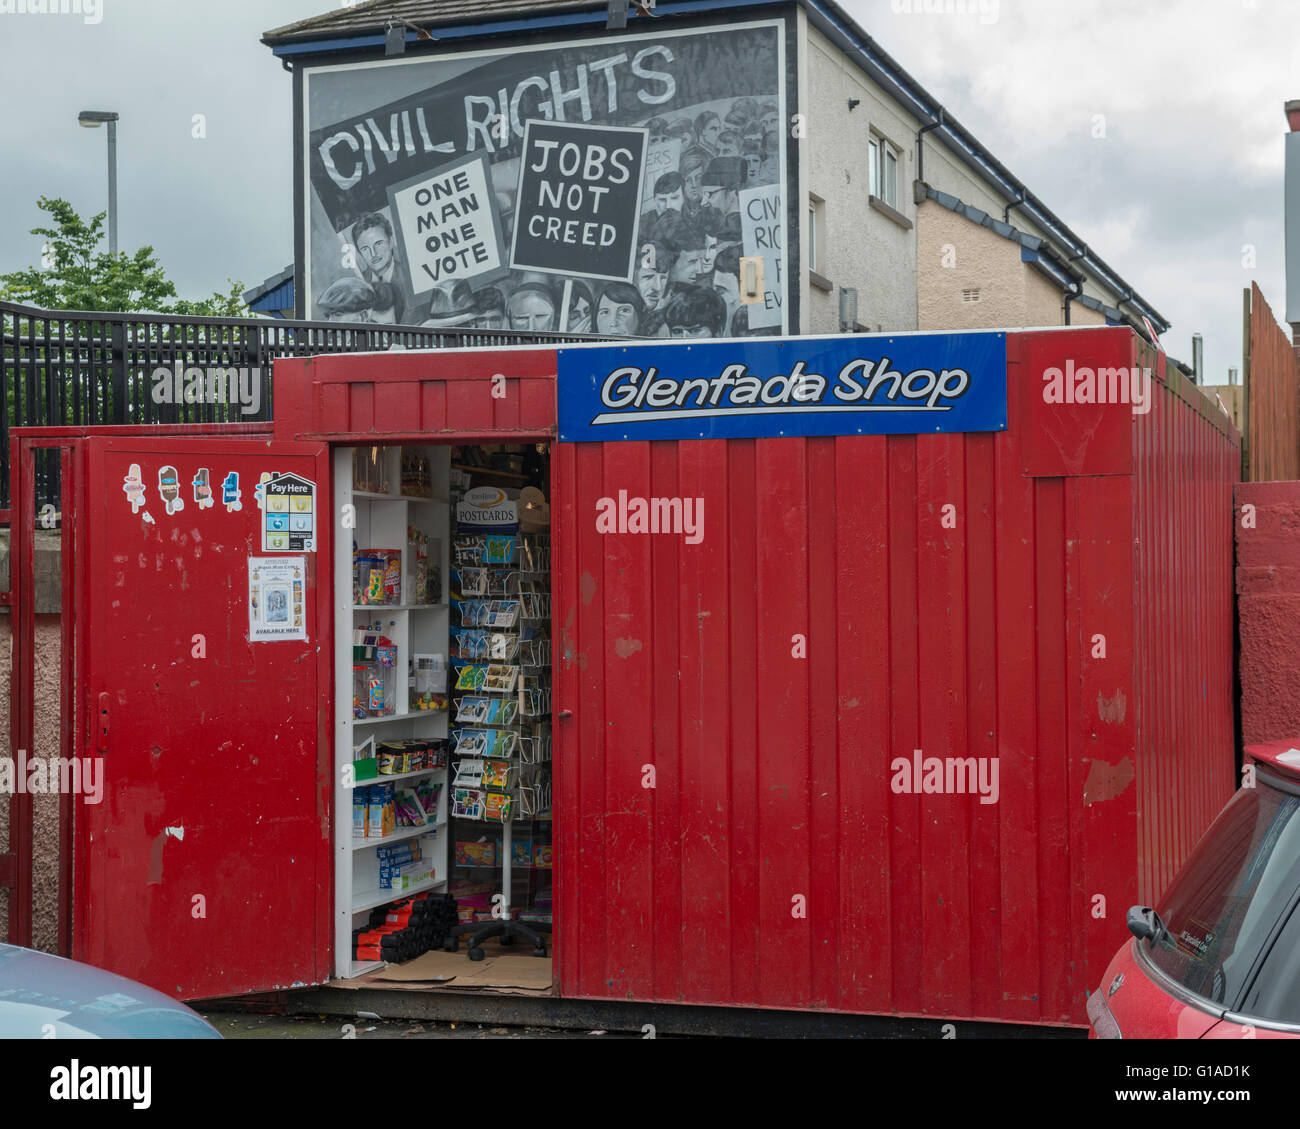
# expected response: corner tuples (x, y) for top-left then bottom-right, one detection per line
(331, 942), (554, 993)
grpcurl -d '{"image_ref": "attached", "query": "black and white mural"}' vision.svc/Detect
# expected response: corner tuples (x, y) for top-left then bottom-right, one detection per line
(301, 20), (788, 337)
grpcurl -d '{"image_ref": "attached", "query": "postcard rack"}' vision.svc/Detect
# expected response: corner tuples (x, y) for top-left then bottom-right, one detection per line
(447, 527), (552, 954)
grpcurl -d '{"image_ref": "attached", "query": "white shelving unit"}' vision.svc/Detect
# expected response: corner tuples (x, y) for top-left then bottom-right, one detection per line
(333, 445), (453, 979)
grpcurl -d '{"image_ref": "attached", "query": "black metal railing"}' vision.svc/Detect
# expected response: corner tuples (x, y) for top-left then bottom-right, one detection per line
(2, 299), (603, 517)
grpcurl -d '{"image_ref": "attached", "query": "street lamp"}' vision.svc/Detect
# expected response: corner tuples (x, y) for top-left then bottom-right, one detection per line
(78, 110), (119, 257)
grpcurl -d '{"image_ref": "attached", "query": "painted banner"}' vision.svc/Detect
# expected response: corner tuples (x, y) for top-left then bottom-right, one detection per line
(641, 136), (683, 201)
(556, 333), (1009, 442)
(303, 20), (788, 336)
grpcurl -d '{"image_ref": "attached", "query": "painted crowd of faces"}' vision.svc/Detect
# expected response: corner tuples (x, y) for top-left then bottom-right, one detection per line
(322, 95), (785, 340)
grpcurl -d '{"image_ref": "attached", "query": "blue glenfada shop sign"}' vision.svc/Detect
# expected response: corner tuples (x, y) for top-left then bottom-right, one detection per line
(556, 332), (1008, 442)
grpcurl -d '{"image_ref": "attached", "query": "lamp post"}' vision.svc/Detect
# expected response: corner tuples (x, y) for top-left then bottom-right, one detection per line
(78, 110), (119, 256)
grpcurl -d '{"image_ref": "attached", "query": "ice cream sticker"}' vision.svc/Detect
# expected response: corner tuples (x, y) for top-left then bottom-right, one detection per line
(158, 466), (185, 515)
(222, 472), (243, 512)
(254, 471), (276, 511)
(261, 472), (316, 553)
(122, 464), (146, 514)
(192, 468), (215, 510)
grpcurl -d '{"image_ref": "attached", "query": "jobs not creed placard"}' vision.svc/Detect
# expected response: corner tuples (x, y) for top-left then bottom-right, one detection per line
(510, 120), (648, 283)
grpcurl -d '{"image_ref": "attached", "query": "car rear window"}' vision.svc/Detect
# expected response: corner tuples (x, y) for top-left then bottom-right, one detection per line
(1146, 775), (1300, 1010)
(1239, 900), (1300, 1025)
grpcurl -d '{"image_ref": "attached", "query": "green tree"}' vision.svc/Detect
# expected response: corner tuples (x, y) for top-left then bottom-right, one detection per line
(171, 277), (249, 318)
(0, 196), (246, 315)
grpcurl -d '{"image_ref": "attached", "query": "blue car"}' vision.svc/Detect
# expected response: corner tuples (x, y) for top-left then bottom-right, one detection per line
(0, 944), (221, 1039)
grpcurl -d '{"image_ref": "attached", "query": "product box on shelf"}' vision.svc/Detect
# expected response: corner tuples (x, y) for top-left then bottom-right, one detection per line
(455, 840), (496, 867)
(449, 879), (494, 922)
(511, 838), (532, 867)
(377, 841), (421, 888)
(394, 786), (429, 828)
(365, 784), (396, 839)
(353, 736), (378, 782)
(354, 548), (402, 606)
(353, 791), (367, 840)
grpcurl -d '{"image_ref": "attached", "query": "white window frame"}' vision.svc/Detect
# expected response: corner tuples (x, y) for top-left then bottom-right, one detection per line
(869, 134), (900, 211)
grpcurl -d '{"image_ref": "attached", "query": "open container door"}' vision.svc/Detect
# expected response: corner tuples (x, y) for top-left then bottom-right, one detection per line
(78, 435), (333, 1000)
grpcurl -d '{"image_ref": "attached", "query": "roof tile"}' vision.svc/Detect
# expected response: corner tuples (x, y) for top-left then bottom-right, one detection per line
(264, 0), (606, 43)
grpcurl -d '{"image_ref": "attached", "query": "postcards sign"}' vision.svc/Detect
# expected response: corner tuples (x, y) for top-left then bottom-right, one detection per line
(556, 333), (1008, 441)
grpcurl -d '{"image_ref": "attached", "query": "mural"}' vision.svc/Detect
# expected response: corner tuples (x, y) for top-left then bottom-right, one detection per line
(302, 20), (788, 337)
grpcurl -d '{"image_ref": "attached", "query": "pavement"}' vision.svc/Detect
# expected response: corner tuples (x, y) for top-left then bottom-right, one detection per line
(200, 1012), (645, 1039)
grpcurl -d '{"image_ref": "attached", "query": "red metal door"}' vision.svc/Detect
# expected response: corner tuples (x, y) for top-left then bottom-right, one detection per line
(77, 436), (332, 1000)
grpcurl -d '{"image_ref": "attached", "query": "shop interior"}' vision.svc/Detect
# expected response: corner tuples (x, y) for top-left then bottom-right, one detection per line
(337, 441), (554, 996)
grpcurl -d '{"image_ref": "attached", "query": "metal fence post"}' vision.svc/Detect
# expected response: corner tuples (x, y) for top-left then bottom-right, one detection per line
(109, 319), (127, 425)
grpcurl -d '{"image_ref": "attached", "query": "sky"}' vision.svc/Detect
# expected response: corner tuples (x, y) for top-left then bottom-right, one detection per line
(0, 0), (1294, 380)
(854, 0), (1298, 382)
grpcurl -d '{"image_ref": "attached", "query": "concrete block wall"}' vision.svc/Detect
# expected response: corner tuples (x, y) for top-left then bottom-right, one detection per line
(1236, 482), (1300, 746)
(804, 22), (920, 333)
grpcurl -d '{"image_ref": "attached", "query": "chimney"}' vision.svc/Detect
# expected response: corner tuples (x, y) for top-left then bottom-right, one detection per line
(1230, 367), (1238, 386)
(1192, 333), (1204, 384)
(1286, 101), (1300, 323)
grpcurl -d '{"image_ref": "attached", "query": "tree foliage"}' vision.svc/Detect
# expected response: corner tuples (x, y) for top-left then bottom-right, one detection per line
(0, 196), (247, 316)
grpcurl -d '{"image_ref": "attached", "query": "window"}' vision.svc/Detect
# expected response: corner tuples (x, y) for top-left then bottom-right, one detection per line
(869, 135), (900, 210)
(1141, 777), (1300, 1010)
(1239, 900), (1300, 1024)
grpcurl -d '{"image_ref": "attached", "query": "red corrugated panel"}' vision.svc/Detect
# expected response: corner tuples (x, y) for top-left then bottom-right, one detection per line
(1131, 337), (1239, 904)
(278, 328), (1238, 1026)
(271, 350), (558, 442)
(550, 327), (1237, 1027)
(993, 335), (1042, 1020)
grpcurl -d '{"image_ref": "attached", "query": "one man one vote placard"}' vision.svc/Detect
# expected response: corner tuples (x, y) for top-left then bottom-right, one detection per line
(387, 151), (509, 303)
(510, 120), (649, 283)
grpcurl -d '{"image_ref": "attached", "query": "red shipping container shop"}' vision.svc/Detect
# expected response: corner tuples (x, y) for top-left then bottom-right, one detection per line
(7, 325), (1238, 1028)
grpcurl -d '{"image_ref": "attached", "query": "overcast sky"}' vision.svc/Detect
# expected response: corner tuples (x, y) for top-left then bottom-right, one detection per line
(0, 0), (1292, 380)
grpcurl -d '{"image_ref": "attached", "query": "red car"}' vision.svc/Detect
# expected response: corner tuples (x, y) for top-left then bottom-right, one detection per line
(1089, 739), (1300, 1039)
